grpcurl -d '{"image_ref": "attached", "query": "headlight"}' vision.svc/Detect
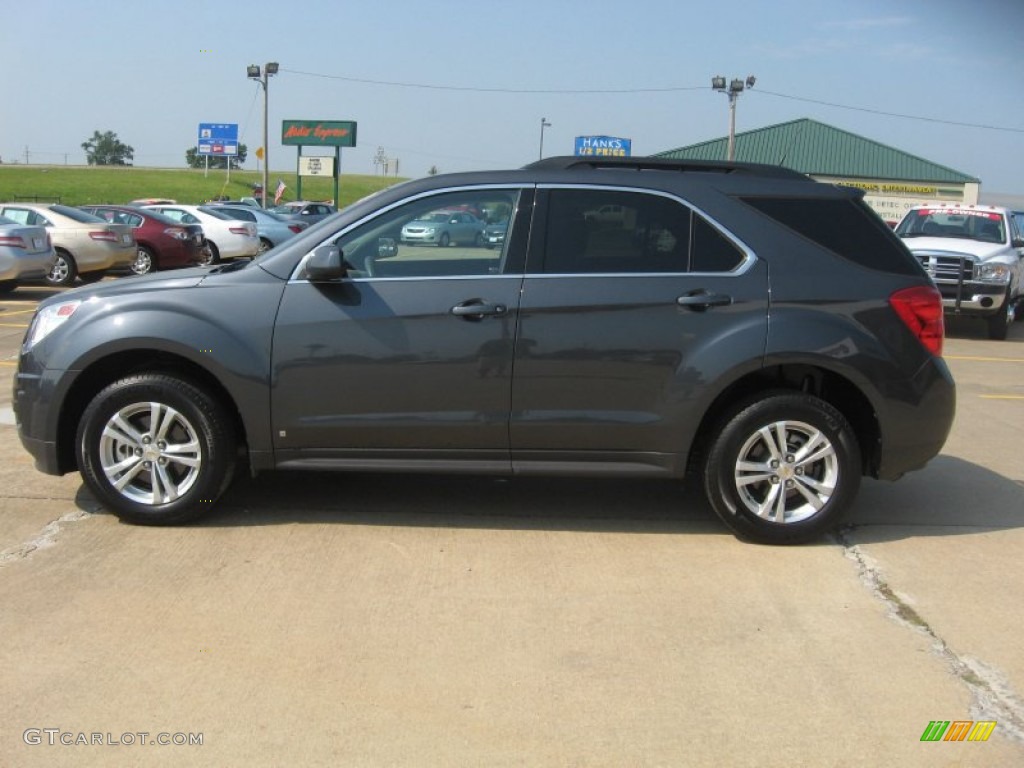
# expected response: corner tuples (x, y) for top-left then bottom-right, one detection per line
(423, 227), (437, 234)
(25, 301), (81, 349)
(975, 263), (1011, 282)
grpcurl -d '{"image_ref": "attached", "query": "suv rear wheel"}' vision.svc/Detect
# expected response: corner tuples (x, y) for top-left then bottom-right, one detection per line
(703, 393), (861, 544)
(76, 374), (236, 525)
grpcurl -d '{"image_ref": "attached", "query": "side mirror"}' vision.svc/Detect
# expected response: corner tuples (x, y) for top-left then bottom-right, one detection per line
(377, 237), (397, 258)
(1011, 238), (1024, 249)
(305, 245), (347, 281)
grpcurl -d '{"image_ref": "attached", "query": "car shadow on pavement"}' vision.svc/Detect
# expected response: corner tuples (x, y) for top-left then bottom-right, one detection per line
(944, 315), (1024, 342)
(205, 472), (725, 536)
(842, 455), (1024, 543)
(72, 454), (1022, 542)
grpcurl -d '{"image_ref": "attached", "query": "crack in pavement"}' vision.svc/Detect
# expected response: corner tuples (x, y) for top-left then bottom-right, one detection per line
(0, 509), (93, 568)
(836, 526), (1024, 745)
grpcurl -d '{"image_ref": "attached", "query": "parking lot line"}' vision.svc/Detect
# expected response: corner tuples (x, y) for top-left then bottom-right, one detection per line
(946, 355), (1024, 363)
(979, 394), (1024, 400)
(0, 323), (28, 328)
(0, 308), (37, 316)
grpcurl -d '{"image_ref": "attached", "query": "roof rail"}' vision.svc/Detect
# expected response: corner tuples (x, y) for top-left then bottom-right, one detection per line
(523, 155), (807, 180)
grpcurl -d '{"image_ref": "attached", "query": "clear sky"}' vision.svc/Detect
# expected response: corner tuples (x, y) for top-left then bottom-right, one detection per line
(2, 0), (1022, 191)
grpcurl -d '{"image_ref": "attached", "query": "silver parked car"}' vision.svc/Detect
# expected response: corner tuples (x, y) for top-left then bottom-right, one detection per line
(0, 203), (135, 285)
(267, 201), (337, 224)
(400, 210), (485, 247)
(207, 204), (308, 253)
(0, 214), (57, 292)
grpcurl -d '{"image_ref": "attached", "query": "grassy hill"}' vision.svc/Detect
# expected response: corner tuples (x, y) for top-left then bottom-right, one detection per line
(0, 164), (404, 208)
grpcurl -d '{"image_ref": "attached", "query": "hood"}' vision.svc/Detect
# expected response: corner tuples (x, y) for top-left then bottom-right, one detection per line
(900, 236), (1010, 261)
(39, 267), (212, 309)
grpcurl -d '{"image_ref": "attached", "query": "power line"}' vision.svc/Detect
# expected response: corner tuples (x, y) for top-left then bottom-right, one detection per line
(754, 88), (1024, 134)
(280, 67), (1024, 134)
(281, 68), (705, 95)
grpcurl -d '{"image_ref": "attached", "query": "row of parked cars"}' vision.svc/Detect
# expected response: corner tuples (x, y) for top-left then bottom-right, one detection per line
(0, 199), (338, 290)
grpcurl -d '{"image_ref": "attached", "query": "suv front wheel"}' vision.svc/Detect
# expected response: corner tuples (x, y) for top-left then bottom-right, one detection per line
(703, 393), (861, 544)
(76, 374), (236, 525)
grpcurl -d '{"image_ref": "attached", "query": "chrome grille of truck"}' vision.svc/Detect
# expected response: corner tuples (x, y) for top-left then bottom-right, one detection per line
(915, 252), (974, 282)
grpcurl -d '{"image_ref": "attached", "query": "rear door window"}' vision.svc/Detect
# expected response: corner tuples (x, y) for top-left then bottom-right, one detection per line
(537, 189), (745, 274)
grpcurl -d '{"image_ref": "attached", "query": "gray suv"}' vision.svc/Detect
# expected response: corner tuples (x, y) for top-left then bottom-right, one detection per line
(13, 157), (955, 544)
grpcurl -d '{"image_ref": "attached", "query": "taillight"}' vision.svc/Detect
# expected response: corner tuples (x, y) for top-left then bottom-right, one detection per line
(89, 230), (118, 242)
(163, 227), (189, 241)
(229, 226), (252, 236)
(0, 235), (26, 248)
(889, 286), (944, 356)
(288, 224), (304, 233)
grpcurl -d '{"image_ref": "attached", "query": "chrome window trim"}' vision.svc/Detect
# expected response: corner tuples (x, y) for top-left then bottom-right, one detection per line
(289, 184), (534, 282)
(535, 183), (758, 276)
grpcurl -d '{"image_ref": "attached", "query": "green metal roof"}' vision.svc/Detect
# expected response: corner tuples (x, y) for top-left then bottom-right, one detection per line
(655, 118), (979, 184)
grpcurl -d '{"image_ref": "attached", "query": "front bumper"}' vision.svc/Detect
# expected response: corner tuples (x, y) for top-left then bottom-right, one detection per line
(934, 280), (1007, 316)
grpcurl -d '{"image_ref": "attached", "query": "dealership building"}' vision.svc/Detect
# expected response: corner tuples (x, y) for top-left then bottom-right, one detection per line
(656, 118), (980, 226)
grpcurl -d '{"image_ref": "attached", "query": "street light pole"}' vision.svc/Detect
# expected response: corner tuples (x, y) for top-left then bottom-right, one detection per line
(711, 75), (755, 162)
(248, 62), (279, 207)
(539, 118), (552, 161)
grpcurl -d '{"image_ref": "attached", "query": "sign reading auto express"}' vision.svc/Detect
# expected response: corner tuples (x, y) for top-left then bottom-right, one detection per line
(281, 120), (358, 147)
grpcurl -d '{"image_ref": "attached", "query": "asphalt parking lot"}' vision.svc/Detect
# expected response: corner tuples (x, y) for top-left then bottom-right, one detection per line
(0, 285), (1022, 767)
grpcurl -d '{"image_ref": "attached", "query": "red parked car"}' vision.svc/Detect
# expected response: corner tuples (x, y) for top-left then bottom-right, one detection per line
(79, 205), (206, 274)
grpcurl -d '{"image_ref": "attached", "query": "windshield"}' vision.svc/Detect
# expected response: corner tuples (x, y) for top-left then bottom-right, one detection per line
(270, 204), (301, 214)
(896, 208), (1006, 243)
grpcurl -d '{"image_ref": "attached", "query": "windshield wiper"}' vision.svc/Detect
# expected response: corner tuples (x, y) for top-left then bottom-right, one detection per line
(209, 260), (251, 274)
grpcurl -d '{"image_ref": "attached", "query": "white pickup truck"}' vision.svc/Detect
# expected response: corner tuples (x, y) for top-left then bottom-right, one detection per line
(895, 204), (1024, 340)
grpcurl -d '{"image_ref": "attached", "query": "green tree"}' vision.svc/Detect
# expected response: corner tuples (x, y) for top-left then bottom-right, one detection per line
(185, 144), (248, 170)
(82, 130), (134, 166)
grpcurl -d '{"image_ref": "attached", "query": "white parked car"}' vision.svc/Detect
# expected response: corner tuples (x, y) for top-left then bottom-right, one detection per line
(0, 214), (57, 292)
(143, 204), (259, 263)
(0, 203), (136, 286)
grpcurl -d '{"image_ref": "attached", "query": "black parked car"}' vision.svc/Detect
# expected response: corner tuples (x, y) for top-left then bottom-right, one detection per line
(13, 157), (954, 544)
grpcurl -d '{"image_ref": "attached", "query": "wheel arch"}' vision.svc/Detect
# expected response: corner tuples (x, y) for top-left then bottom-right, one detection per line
(54, 350), (249, 475)
(687, 363), (880, 478)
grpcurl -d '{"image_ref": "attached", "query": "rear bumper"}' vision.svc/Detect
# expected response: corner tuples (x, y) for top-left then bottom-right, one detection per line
(875, 357), (956, 480)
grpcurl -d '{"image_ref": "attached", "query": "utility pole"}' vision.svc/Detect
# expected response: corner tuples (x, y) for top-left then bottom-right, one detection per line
(247, 62), (279, 206)
(711, 75), (756, 161)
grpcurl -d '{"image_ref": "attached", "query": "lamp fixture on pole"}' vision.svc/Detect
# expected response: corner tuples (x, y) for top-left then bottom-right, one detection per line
(711, 74), (755, 162)
(248, 62), (279, 207)
(539, 118), (552, 161)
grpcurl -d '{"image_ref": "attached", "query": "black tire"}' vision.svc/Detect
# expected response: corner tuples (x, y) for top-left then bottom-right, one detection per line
(46, 250), (78, 286)
(76, 374), (237, 525)
(703, 392), (861, 544)
(0, 280), (16, 294)
(132, 246), (157, 275)
(986, 291), (1013, 340)
(258, 237), (273, 254)
(438, 232), (450, 248)
(474, 231), (483, 247)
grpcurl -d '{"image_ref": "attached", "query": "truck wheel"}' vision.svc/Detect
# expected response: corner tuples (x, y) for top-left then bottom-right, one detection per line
(703, 392), (861, 544)
(76, 374), (237, 525)
(986, 291), (1013, 340)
